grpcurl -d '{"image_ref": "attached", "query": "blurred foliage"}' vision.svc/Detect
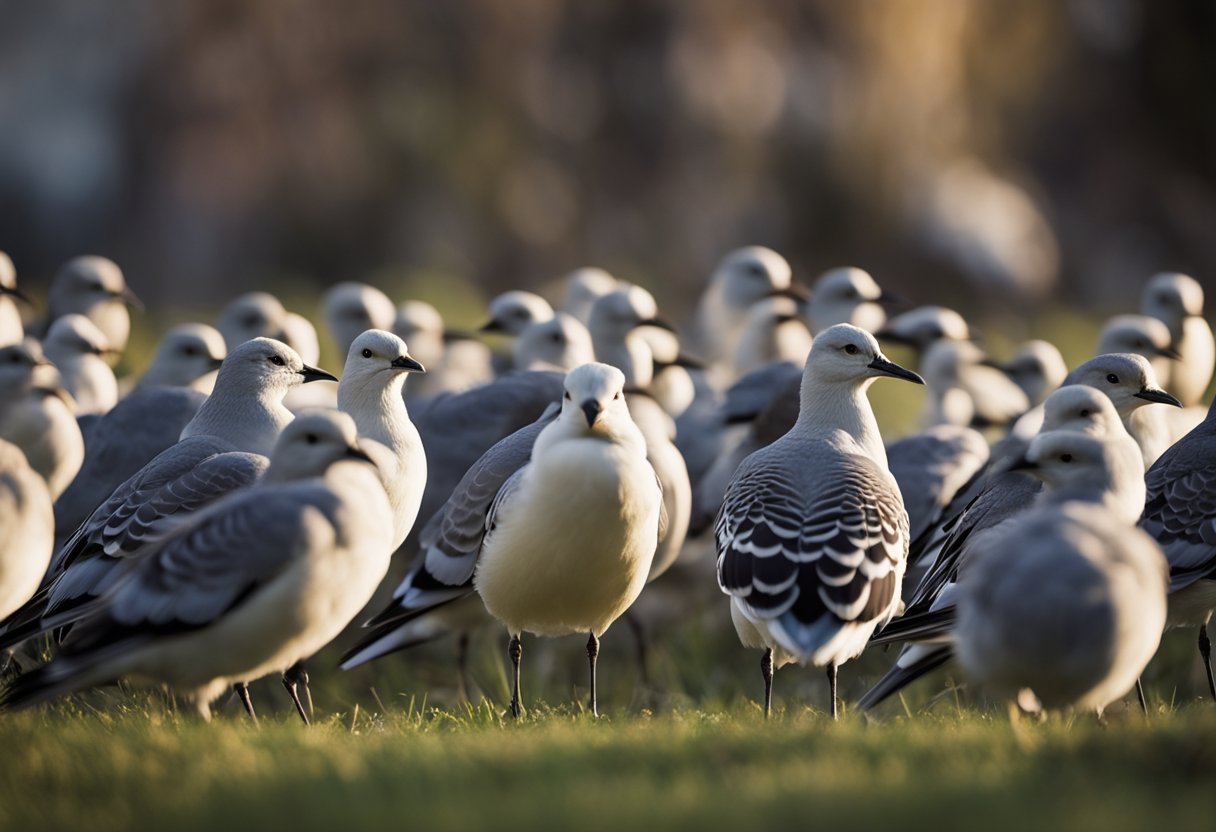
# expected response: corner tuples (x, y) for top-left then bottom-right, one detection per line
(1, 0), (1214, 322)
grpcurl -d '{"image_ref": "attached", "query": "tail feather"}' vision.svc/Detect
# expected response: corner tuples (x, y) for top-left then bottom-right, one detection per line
(868, 606), (956, 648)
(856, 645), (953, 711)
(340, 616), (453, 670)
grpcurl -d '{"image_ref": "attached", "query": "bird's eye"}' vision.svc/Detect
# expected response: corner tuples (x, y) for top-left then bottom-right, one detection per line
(1080, 409), (1090, 417)
(564, 391), (571, 400)
(305, 433), (318, 444)
(8, 353), (20, 363)
(844, 344), (859, 355)
(243, 313), (262, 328)
(1060, 454), (1073, 463)
(181, 346), (197, 356)
(514, 309), (528, 319)
(549, 333), (563, 344)
(1135, 340), (1146, 349)
(614, 392), (622, 400)
(269, 355), (286, 366)
(746, 264), (765, 278)
(1106, 374), (1119, 384)
(361, 348), (372, 358)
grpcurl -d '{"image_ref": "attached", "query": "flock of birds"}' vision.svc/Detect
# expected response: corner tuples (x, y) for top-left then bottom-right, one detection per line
(0, 245), (1213, 724)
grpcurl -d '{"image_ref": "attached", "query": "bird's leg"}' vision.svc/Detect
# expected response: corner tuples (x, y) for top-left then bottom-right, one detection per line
(1199, 624), (1216, 701)
(508, 634), (523, 719)
(587, 632), (600, 717)
(761, 648), (774, 719)
(1135, 678), (1148, 715)
(826, 662), (839, 721)
(456, 631), (471, 703)
(233, 683), (258, 723)
(282, 664), (311, 725)
(623, 612), (650, 688)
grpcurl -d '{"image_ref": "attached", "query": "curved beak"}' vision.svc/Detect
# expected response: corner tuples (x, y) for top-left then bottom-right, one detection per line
(116, 284), (144, 311)
(581, 398), (602, 427)
(391, 354), (426, 373)
(0, 284), (33, 306)
(1157, 345), (1184, 361)
(637, 315), (677, 333)
(768, 283), (810, 303)
(299, 364), (338, 384)
(1134, 387), (1183, 408)
(477, 318), (507, 334)
(876, 290), (912, 310)
(868, 355), (924, 385)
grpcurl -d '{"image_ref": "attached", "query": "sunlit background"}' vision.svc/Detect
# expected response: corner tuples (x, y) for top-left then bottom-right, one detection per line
(3, 0), (1214, 329)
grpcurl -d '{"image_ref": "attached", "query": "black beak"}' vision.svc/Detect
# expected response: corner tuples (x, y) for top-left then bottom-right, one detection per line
(768, 284), (811, 302)
(977, 357), (1007, 371)
(581, 399), (602, 427)
(299, 364), (338, 384)
(1006, 455), (1038, 474)
(669, 351), (705, 370)
(877, 290), (912, 310)
(1157, 345), (1183, 361)
(868, 355), (924, 385)
(478, 318), (507, 334)
(209, 356), (225, 369)
(1134, 388), (1183, 408)
(391, 354), (426, 373)
(637, 316), (677, 333)
(874, 327), (918, 347)
(115, 284), (144, 311)
(0, 284), (33, 306)
(442, 329), (477, 343)
(344, 444), (375, 465)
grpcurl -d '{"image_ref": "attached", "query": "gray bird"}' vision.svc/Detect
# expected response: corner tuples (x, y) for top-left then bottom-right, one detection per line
(45, 256), (142, 355)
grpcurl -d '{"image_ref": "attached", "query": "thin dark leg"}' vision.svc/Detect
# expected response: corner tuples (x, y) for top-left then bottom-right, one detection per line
(761, 648), (774, 719)
(1199, 623), (1216, 701)
(1135, 678), (1148, 715)
(508, 634), (523, 718)
(826, 662), (839, 721)
(587, 632), (600, 717)
(456, 631), (471, 703)
(234, 683), (258, 723)
(624, 612), (650, 687)
(282, 665), (311, 726)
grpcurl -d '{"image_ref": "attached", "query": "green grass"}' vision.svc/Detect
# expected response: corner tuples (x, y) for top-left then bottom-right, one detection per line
(1, 698), (1213, 832)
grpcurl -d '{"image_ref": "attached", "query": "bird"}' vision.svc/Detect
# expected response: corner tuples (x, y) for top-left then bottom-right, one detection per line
(561, 267), (620, 325)
(588, 285), (676, 388)
(918, 339), (1029, 429)
(0, 341), (84, 500)
(875, 306), (972, 355)
(0, 251), (31, 348)
(0, 339), (336, 655)
(1000, 340), (1068, 407)
(955, 433), (1167, 717)
(216, 292), (290, 350)
(479, 290), (555, 337)
(393, 301), (492, 400)
(0, 410), (395, 721)
(716, 324), (922, 718)
(45, 256), (142, 355)
(1096, 314), (1180, 391)
(807, 266), (902, 335)
(336, 329), (427, 550)
(322, 282), (396, 359)
(1141, 272), (1215, 408)
(133, 323), (227, 393)
(0, 439), (54, 628)
(859, 388), (1148, 711)
(41, 314), (118, 416)
(512, 313), (596, 372)
(1138, 397), (1216, 701)
(733, 296), (813, 379)
(348, 364), (662, 719)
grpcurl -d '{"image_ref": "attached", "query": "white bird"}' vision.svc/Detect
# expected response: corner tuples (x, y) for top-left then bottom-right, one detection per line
(322, 282), (396, 359)
(918, 339), (1029, 429)
(134, 323), (227, 393)
(716, 324), (921, 718)
(392, 301), (447, 377)
(45, 256), (142, 355)
(733, 296), (813, 378)
(561, 267), (620, 324)
(0, 410), (395, 721)
(0, 251), (31, 348)
(1138, 399), (1216, 701)
(807, 267), (899, 335)
(337, 329), (428, 549)
(0, 342), (84, 500)
(393, 301), (492, 400)
(216, 292), (290, 350)
(690, 246), (800, 373)
(42, 314), (118, 416)
(0, 339), (337, 655)
(588, 285), (675, 387)
(479, 290), (555, 337)
(1000, 339), (1068, 407)
(876, 306), (972, 355)
(0, 439), (54, 626)
(513, 313), (596, 372)
(1141, 272), (1215, 408)
(956, 434), (1167, 716)
(1096, 314), (1180, 390)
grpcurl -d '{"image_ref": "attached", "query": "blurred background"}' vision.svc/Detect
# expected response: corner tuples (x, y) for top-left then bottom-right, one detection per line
(2, 0), (1214, 327)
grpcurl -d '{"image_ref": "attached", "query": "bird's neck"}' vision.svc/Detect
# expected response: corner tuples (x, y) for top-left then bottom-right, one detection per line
(795, 377), (887, 464)
(338, 374), (414, 451)
(181, 387), (292, 455)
